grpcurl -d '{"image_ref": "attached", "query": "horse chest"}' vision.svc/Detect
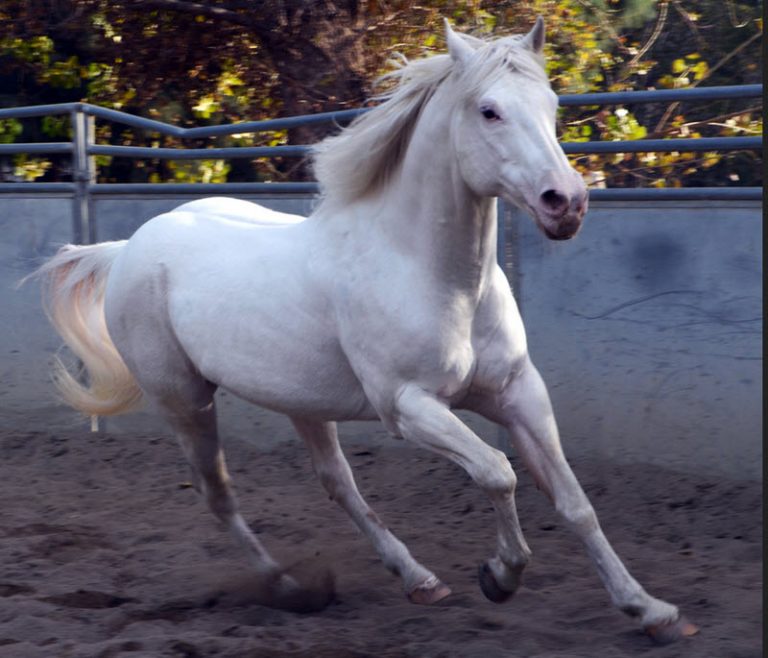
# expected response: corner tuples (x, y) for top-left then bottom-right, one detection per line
(339, 289), (478, 400)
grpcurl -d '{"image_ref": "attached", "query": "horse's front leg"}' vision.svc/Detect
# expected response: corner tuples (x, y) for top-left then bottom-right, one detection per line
(472, 357), (698, 641)
(394, 384), (532, 601)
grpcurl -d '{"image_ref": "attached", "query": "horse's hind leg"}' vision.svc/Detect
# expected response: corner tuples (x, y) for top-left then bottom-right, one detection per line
(109, 332), (294, 593)
(151, 381), (302, 598)
(105, 266), (295, 590)
(161, 386), (275, 568)
(104, 269), (303, 603)
(291, 418), (450, 604)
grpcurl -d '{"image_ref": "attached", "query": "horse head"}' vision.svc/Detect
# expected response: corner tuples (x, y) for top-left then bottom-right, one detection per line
(445, 18), (588, 240)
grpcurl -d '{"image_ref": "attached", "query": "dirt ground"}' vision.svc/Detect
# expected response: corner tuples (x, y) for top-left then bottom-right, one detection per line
(0, 421), (761, 658)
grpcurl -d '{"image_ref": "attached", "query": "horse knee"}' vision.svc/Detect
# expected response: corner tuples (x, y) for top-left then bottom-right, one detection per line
(555, 496), (598, 533)
(475, 449), (517, 495)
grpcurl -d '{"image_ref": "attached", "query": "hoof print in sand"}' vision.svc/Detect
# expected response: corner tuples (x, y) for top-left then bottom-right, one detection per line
(40, 589), (136, 609)
(0, 583), (35, 597)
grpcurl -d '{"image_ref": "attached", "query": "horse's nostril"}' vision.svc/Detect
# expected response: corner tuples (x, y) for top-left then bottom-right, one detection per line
(540, 189), (568, 213)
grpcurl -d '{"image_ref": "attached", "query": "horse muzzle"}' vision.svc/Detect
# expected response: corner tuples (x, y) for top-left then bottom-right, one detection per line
(535, 189), (589, 241)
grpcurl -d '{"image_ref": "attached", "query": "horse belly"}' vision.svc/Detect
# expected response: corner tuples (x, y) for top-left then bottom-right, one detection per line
(169, 262), (374, 420)
(198, 331), (377, 420)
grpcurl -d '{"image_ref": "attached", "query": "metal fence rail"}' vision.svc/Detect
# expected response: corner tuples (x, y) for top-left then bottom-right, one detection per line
(0, 84), (762, 242)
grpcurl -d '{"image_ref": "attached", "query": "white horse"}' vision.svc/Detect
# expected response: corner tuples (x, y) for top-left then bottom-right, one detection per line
(35, 19), (696, 642)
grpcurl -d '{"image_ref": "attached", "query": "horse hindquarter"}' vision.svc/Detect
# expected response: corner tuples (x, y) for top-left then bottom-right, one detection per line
(103, 209), (372, 421)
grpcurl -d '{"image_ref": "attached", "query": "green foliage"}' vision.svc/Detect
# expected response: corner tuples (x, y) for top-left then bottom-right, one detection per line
(41, 116), (71, 139)
(163, 159), (231, 184)
(0, 119), (22, 144)
(0, 35), (54, 65)
(39, 56), (81, 89)
(620, 0), (659, 29)
(12, 155), (51, 181)
(0, 0), (761, 187)
(532, 0), (763, 188)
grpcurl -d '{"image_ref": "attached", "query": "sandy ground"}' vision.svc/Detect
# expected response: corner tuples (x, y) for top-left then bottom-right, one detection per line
(0, 420), (761, 658)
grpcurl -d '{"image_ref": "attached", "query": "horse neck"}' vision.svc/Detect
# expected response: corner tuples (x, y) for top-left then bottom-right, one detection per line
(371, 81), (498, 295)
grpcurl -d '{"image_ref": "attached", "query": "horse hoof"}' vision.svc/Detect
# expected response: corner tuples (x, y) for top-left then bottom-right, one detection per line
(478, 562), (516, 603)
(407, 577), (452, 605)
(646, 616), (699, 645)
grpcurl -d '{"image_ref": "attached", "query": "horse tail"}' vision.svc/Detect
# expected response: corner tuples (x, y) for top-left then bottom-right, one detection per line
(32, 241), (143, 417)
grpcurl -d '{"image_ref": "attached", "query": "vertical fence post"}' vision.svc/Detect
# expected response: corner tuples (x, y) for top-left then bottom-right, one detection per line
(71, 106), (100, 432)
(71, 106), (95, 244)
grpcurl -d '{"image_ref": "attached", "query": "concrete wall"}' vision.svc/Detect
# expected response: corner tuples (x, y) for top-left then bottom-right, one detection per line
(1, 193), (761, 480)
(502, 200), (762, 480)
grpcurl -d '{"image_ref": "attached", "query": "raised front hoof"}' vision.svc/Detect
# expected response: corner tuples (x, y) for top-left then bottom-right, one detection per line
(478, 562), (516, 604)
(645, 616), (700, 645)
(407, 577), (452, 605)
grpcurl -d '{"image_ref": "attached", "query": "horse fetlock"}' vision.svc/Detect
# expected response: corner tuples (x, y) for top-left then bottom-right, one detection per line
(497, 554), (527, 582)
(638, 598), (680, 628)
(505, 543), (532, 569)
(615, 586), (679, 626)
(478, 557), (521, 603)
(385, 556), (433, 591)
(407, 575), (452, 605)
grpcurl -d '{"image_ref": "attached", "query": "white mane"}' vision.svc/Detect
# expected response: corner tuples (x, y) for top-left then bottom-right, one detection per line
(312, 32), (547, 205)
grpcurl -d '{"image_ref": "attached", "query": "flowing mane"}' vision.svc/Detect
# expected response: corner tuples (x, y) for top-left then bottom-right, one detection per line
(311, 32), (548, 206)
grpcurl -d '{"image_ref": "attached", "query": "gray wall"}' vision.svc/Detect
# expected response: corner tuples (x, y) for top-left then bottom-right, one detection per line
(502, 200), (762, 480)
(1, 193), (761, 480)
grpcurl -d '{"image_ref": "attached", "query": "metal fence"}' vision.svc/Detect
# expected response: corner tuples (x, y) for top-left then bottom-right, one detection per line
(0, 83), (762, 243)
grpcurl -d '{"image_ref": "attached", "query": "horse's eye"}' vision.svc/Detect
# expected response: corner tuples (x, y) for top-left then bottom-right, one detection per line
(481, 107), (500, 121)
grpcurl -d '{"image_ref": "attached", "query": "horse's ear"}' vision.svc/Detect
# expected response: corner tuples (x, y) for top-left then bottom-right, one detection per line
(444, 18), (474, 67)
(522, 16), (545, 54)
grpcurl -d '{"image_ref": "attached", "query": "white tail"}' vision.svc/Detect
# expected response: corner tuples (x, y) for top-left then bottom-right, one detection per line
(33, 241), (143, 416)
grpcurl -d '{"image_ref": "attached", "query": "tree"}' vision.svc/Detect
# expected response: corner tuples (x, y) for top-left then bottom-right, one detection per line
(0, 0), (762, 186)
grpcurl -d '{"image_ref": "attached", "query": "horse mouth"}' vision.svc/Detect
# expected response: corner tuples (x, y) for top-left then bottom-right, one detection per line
(538, 218), (582, 241)
(542, 225), (577, 241)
